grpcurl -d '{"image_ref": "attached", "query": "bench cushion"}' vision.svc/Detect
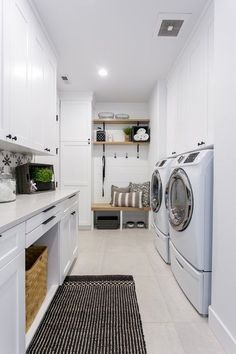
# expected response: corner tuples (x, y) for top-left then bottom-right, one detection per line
(112, 191), (143, 208)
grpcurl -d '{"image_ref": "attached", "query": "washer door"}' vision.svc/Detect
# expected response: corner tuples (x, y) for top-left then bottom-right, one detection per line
(151, 170), (162, 213)
(167, 168), (193, 231)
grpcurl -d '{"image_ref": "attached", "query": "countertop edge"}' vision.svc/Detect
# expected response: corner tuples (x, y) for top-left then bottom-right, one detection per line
(0, 189), (80, 234)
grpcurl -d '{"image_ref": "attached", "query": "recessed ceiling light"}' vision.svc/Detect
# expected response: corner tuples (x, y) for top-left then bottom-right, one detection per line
(98, 68), (108, 77)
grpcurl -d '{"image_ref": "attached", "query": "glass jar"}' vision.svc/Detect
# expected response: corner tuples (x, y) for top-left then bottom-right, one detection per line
(0, 167), (16, 203)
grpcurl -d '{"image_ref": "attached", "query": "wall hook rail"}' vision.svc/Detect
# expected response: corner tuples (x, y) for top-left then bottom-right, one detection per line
(137, 144), (140, 159)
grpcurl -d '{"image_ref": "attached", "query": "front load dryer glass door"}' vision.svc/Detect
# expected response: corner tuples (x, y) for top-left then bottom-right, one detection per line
(167, 168), (193, 231)
(151, 170), (162, 213)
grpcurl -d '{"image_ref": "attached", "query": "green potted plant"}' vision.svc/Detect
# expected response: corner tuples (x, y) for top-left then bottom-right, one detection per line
(33, 168), (53, 191)
(123, 127), (132, 142)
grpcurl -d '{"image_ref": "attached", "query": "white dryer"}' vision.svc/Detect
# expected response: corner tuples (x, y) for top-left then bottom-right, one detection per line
(166, 149), (213, 315)
(151, 158), (173, 263)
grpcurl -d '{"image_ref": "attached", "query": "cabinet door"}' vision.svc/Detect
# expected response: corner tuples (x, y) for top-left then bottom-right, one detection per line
(60, 213), (71, 282)
(0, 0), (8, 141)
(60, 101), (91, 142)
(167, 77), (178, 156)
(70, 206), (79, 259)
(0, 252), (25, 354)
(60, 142), (91, 226)
(43, 57), (57, 154)
(188, 36), (208, 148)
(3, 0), (30, 147)
(29, 32), (45, 151)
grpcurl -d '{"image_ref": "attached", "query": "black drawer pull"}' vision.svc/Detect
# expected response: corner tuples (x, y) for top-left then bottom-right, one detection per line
(0, 235), (2, 238)
(71, 211), (76, 216)
(43, 205), (56, 213)
(43, 216), (56, 225)
(68, 194), (76, 199)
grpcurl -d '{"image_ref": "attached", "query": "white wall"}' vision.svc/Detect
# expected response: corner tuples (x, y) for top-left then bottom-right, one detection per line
(209, 1), (236, 352)
(148, 81), (167, 178)
(93, 102), (149, 203)
(166, 1), (214, 155)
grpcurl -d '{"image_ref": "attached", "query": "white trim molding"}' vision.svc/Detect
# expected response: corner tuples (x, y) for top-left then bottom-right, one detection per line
(209, 306), (236, 354)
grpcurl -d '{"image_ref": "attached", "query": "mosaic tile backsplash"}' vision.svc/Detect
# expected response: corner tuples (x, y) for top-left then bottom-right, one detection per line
(0, 150), (33, 174)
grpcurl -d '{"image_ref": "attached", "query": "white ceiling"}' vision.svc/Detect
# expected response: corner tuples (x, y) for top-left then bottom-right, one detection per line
(31, 0), (207, 102)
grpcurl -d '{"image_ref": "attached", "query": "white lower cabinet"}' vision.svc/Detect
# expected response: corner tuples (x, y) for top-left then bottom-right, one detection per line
(60, 202), (79, 283)
(70, 205), (79, 259)
(60, 212), (71, 281)
(0, 192), (79, 352)
(0, 251), (25, 354)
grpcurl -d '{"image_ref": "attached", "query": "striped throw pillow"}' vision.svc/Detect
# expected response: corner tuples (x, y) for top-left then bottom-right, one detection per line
(112, 191), (143, 208)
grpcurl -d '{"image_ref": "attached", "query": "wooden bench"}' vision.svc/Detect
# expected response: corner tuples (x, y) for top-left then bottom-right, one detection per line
(91, 203), (151, 230)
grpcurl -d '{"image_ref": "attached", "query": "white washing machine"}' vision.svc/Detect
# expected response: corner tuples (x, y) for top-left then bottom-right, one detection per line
(166, 149), (213, 315)
(151, 158), (173, 263)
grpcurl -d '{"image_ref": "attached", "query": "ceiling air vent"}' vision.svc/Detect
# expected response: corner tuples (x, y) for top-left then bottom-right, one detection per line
(158, 19), (184, 37)
(61, 75), (69, 82)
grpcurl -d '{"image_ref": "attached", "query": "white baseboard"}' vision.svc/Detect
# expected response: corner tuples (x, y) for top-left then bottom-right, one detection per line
(209, 305), (236, 354)
(79, 225), (91, 230)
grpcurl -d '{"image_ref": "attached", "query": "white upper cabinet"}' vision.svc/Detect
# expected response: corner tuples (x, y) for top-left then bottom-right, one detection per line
(3, 0), (30, 147)
(166, 3), (214, 155)
(0, 0), (6, 141)
(28, 32), (45, 151)
(43, 58), (57, 153)
(0, 0), (57, 155)
(61, 101), (91, 142)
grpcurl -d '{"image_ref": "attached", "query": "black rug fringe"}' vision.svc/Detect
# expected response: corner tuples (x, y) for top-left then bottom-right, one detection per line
(65, 274), (134, 282)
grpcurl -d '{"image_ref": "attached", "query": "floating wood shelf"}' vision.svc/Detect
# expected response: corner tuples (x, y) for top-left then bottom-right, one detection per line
(93, 119), (150, 124)
(93, 141), (149, 145)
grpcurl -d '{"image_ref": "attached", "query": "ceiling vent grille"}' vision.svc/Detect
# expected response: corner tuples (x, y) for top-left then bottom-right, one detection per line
(61, 75), (69, 82)
(158, 19), (184, 37)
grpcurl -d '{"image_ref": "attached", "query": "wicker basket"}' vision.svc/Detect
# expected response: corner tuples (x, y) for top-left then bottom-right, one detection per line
(25, 245), (48, 332)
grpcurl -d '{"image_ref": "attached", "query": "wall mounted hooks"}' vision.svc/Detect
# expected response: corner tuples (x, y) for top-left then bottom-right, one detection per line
(137, 144), (140, 159)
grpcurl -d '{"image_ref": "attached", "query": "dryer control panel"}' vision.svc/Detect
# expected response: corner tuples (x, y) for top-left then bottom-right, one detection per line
(184, 152), (200, 164)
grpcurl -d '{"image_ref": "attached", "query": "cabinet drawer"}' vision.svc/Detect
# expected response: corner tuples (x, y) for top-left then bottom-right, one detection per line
(26, 203), (62, 234)
(26, 213), (60, 248)
(63, 194), (79, 212)
(0, 223), (25, 269)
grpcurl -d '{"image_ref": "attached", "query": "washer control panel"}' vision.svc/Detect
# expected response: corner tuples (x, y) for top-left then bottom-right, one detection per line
(159, 159), (167, 167)
(184, 152), (200, 164)
(177, 156), (185, 163)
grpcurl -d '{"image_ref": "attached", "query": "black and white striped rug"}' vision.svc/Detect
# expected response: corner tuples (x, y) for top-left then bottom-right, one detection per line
(27, 275), (147, 354)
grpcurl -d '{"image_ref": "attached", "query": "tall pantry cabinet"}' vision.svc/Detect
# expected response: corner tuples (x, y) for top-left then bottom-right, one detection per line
(60, 95), (93, 228)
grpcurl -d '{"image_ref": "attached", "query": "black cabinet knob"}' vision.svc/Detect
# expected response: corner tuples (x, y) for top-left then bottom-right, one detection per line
(198, 141), (205, 146)
(6, 134), (12, 139)
(172, 152), (176, 155)
(12, 136), (17, 141)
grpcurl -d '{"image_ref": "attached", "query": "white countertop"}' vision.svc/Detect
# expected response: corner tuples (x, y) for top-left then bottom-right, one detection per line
(0, 189), (79, 233)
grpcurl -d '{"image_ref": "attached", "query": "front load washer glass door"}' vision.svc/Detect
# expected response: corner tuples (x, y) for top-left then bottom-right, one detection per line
(151, 170), (162, 213)
(167, 168), (193, 231)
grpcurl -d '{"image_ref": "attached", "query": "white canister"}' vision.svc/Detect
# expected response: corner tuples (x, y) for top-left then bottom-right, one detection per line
(0, 167), (16, 203)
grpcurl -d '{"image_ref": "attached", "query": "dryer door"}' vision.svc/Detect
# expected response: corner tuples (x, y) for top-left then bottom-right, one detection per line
(167, 168), (193, 231)
(151, 170), (162, 213)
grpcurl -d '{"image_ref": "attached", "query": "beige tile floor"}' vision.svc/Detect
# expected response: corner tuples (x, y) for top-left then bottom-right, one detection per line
(70, 229), (225, 354)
